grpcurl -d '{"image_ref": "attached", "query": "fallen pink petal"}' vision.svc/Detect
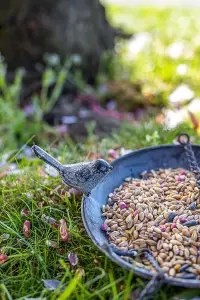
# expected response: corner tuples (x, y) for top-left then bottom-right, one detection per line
(108, 149), (119, 159)
(0, 254), (8, 264)
(68, 252), (78, 266)
(59, 219), (69, 242)
(23, 220), (31, 238)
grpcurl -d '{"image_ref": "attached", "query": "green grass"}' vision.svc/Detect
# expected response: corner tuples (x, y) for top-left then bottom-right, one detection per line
(1, 121), (200, 300)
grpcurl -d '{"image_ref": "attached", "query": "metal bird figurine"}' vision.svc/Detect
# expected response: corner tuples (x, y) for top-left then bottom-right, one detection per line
(32, 145), (113, 196)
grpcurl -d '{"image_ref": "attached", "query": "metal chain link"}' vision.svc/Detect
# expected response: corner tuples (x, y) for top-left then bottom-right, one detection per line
(178, 133), (200, 188)
(110, 246), (165, 300)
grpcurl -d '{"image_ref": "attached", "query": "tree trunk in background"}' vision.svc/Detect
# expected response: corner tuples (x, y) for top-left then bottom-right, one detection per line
(0, 0), (115, 80)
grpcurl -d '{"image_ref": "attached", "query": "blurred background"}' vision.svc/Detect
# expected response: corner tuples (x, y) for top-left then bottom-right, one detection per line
(0, 0), (200, 153)
(1, 2), (200, 298)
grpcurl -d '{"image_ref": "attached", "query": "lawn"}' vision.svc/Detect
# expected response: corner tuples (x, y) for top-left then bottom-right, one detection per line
(1, 4), (200, 300)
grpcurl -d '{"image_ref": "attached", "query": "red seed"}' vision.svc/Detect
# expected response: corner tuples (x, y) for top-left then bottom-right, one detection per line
(119, 202), (127, 209)
(101, 223), (108, 231)
(171, 223), (177, 229)
(161, 226), (166, 232)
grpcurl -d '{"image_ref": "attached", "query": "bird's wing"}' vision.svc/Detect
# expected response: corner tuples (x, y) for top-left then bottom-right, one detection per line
(75, 166), (92, 183)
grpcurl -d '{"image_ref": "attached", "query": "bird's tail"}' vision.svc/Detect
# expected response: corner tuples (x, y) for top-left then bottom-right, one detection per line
(32, 145), (63, 172)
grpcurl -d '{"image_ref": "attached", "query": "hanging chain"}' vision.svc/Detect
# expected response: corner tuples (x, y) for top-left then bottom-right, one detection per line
(178, 133), (200, 188)
(110, 246), (165, 300)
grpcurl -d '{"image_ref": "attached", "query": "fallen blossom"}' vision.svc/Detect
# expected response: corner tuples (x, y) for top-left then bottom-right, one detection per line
(56, 125), (68, 134)
(68, 252), (78, 266)
(0, 233), (10, 241)
(22, 192), (32, 199)
(0, 254), (8, 264)
(23, 220), (31, 238)
(39, 169), (46, 177)
(167, 41), (185, 59)
(23, 105), (35, 116)
(21, 208), (30, 217)
(42, 279), (64, 291)
(127, 32), (151, 57)
(38, 201), (45, 208)
(41, 214), (57, 226)
(108, 149), (119, 159)
(168, 84), (194, 105)
(59, 219), (69, 242)
(176, 64), (188, 75)
(46, 240), (59, 248)
(120, 147), (132, 156)
(187, 98), (200, 113)
(164, 108), (187, 129)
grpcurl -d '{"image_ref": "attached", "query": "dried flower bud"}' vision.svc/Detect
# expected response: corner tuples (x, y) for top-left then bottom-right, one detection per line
(59, 219), (69, 242)
(23, 220), (31, 238)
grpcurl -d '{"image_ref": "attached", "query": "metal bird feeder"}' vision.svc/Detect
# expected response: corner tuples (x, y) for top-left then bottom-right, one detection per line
(82, 134), (200, 297)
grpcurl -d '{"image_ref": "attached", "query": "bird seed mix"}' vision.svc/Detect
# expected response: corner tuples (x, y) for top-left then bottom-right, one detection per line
(101, 168), (200, 279)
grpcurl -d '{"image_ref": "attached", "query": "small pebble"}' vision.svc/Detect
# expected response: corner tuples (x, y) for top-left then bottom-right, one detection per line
(134, 210), (139, 216)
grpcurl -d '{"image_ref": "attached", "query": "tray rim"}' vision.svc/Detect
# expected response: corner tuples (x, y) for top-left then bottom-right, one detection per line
(82, 143), (200, 288)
